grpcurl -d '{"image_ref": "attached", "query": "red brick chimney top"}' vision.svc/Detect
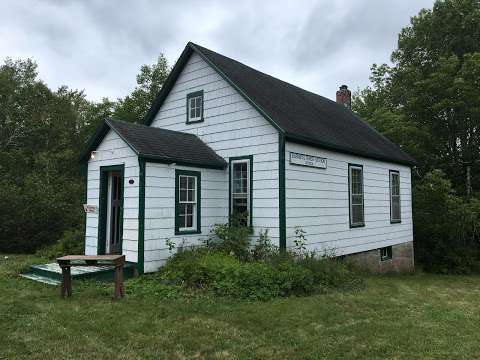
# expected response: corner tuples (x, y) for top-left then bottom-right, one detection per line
(336, 85), (351, 109)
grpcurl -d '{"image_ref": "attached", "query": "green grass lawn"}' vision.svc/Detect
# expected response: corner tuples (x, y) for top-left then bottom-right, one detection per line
(1, 255), (479, 359)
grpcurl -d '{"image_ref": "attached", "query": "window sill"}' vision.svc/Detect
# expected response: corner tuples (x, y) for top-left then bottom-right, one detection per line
(349, 223), (365, 228)
(175, 229), (201, 236)
(186, 118), (204, 124)
(390, 220), (401, 224)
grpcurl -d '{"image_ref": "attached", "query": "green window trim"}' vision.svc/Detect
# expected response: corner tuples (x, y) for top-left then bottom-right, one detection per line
(97, 164), (125, 256)
(380, 246), (392, 261)
(175, 169), (202, 235)
(348, 163), (365, 228)
(228, 155), (253, 227)
(389, 170), (402, 224)
(186, 90), (204, 124)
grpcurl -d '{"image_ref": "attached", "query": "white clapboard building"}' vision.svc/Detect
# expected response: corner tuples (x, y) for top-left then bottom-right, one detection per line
(80, 42), (416, 274)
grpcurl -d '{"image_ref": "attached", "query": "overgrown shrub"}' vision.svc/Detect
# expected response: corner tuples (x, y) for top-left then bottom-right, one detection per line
(205, 213), (252, 260)
(158, 225), (364, 301)
(159, 250), (317, 300)
(251, 229), (277, 261)
(36, 228), (84, 259)
(414, 170), (480, 274)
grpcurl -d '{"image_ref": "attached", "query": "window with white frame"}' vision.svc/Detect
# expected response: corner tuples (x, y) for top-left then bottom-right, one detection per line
(186, 90), (203, 123)
(230, 157), (252, 225)
(175, 170), (201, 234)
(349, 164), (364, 227)
(390, 170), (401, 223)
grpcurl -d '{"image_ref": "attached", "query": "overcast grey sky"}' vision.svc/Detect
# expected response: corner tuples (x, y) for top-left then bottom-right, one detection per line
(0, 0), (435, 102)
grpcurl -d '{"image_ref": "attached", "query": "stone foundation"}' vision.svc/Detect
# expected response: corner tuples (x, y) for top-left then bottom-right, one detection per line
(345, 241), (415, 273)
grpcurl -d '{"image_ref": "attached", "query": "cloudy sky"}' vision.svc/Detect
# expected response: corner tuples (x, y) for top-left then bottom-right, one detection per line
(1, 0), (435, 102)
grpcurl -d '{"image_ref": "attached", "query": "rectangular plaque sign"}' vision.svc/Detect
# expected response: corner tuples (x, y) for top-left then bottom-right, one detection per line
(289, 152), (327, 169)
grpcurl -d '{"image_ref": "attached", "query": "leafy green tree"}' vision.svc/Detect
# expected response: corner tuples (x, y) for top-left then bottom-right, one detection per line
(113, 54), (170, 123)
(354, 0), (480, 194)
(0, 53), (170, 253)
(354, 0), (480, 272)
(0, 59), (85, 252)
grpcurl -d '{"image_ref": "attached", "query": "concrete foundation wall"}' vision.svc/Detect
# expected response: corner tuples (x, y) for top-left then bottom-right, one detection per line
(346, 241), (414, 273)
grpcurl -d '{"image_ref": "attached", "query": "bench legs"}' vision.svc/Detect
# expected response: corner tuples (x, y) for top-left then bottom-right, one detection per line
(60, 266), (72, 297)
(57, 256), (125, 300)
(114, 265), (125, 300)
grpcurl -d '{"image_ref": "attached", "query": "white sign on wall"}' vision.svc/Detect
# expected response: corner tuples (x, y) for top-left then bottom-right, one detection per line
(83, 204), (98, 214)
(289, 152), (327, 169)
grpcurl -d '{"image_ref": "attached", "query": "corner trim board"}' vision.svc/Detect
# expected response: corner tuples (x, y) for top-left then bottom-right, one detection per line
(279, 134), (286, 250)
(137, 158), (146, 274)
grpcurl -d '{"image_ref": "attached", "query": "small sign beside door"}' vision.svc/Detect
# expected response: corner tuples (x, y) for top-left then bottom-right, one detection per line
(83, 204), (98, 214)
(290, 152), (327, 169)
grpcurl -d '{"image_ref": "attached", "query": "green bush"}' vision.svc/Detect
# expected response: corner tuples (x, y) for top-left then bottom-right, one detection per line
(36, 228), (84, 259)
(159, 243), (363, 301)
(296, 253), (364, 292)
(251, 229), (277, 261)
(205, 213), (252, 260)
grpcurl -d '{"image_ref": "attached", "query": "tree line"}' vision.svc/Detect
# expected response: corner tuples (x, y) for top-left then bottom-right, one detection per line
(1, 0), (479, 272)
(353, 0), (480, 273)
(0, 56), (169, 253)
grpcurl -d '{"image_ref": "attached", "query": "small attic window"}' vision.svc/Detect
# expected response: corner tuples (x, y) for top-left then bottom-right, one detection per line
(186, 90), (204, 123)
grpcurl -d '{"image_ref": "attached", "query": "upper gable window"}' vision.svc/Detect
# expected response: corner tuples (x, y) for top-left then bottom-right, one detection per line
(186, 90), (204, 123)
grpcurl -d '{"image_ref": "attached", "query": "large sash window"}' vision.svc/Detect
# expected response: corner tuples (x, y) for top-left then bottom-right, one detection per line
(175, 170), (201, 235)
(349, 164), (365, 227)
(390, 170), (401, 223)
(229, 156), (253, 226)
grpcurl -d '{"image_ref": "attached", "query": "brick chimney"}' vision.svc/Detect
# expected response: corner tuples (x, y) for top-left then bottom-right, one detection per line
(336, 85), (351, 109)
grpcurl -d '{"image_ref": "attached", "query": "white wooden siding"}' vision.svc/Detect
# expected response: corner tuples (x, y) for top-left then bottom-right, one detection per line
(285, 142), (413, 256)
(149, 52), (280, 260)
(85, 130), (139, 263)
(144, 163), (227, 272)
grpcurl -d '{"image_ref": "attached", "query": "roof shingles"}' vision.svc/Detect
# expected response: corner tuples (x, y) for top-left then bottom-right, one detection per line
(189, 43), (415, 165)
(107, 119), (227, 169)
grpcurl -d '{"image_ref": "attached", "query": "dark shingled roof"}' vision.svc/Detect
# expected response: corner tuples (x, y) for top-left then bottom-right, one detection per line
(144, 42), (415, 166)
(80, 119), (227, 169)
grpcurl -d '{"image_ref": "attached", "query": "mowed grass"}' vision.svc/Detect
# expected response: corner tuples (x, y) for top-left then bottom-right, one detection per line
(1, 255), (479, 359)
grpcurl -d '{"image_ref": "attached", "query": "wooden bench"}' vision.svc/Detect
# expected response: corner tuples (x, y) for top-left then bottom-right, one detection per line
(56, 255), (125, 300)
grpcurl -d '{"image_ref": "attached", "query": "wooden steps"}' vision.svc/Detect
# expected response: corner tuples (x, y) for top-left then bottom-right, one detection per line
(21, 261), (136, 285)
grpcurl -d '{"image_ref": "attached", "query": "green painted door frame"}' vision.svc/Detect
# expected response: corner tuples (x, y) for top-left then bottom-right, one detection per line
(97, 164), (125, 255)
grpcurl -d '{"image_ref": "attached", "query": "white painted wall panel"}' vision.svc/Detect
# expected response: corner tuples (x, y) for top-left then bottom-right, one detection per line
(149, 52), (280, 269)
(285, 141), (413, 256)
(143, 163), (228, 272)
(85, 130), (139, 263)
